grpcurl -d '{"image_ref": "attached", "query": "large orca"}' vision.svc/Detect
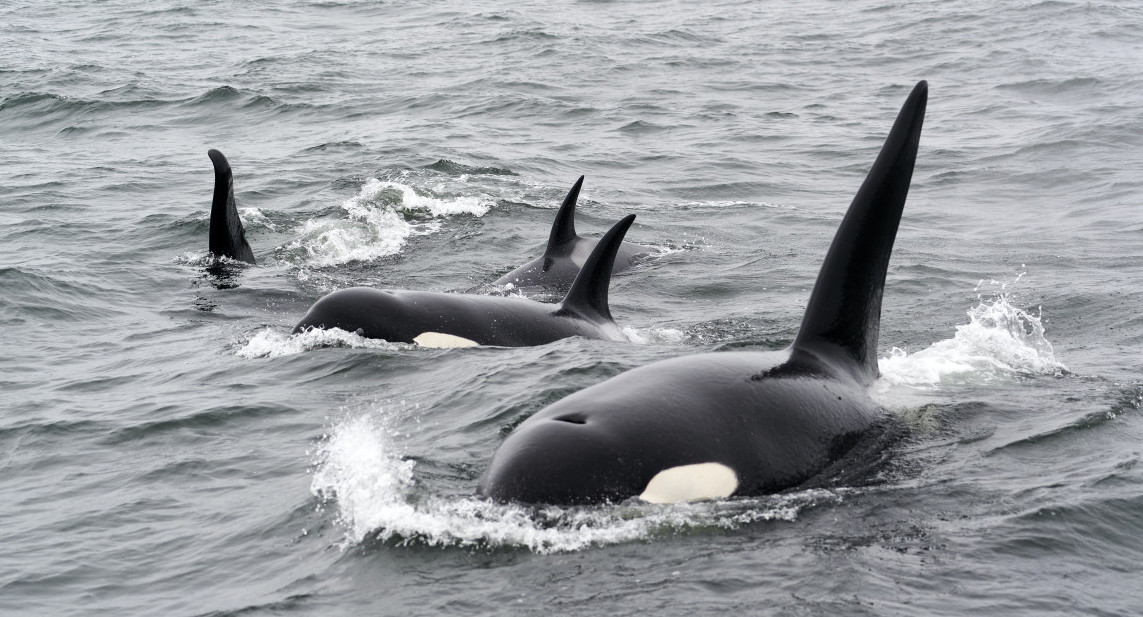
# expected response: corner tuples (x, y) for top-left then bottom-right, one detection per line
(492, 176), (651, 294)
(478, 81), (928, 505)
(293, 215), (636, 347)
(206, 149), (256, 264)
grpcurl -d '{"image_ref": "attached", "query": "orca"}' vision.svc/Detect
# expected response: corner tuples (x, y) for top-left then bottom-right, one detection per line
(293, 214), (637, 347)
(478, 81), (929, 505)
(207, 149), (256, 264)
(492, 176), (651, 294)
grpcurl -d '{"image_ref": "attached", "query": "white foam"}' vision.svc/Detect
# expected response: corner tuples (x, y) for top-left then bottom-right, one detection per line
(878, 293), (1066, 393)
(365, 180), (490, 218)
(310, 411), (842, 554)
(623, 326), (686, 345)
(285, 210), (423, 268)
(236, 327), (404, 358)
(174, 250), (214, 267)
(238, 207), (273, 230)
(285, 179), (491, 268)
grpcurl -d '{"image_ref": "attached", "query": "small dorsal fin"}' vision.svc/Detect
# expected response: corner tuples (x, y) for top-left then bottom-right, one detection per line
(544, 176), (584, 256)
(207, 149), (256, 265)
(558, 214), (636, 323)
(792, 81), (927, 385)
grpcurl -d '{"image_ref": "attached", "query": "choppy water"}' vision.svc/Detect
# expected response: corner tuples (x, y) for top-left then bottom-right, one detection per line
(3, 1), (1143, 615)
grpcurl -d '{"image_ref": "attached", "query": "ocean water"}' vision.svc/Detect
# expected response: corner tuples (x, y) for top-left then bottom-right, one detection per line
(3, 1), (1143, 615)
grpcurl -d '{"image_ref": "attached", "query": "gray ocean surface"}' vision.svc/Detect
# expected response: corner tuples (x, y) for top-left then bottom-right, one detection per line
(3, 1), (1143, 615)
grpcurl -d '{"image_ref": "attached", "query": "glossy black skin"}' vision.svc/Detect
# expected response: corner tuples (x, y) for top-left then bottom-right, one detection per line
(207, 149), (255, 264)
(492, 176), (652, 294)
(479, 81), (929, 505)
(477, 348), (877, 504)
(294, 215), (636, 347)
(292, 286), (625, 346)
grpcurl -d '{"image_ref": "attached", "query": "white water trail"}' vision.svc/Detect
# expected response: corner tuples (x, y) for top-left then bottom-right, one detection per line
(284, 179), (491, 268)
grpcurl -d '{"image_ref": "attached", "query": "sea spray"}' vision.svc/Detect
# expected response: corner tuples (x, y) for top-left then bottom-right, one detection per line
(236, 326), (405, 358)
(878, 292), (1067, 392)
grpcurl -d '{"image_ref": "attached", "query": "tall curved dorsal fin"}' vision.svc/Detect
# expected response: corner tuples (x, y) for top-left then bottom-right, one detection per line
(558, 214), (636, 323)
(792, 81), (928, 385)
(207, 149), (256, 265)
(544, 176), (584, 256)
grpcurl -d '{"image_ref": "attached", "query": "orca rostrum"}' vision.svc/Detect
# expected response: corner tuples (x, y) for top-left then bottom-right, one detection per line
(293, 215), (638, 347)
(478, 81), (929, 505)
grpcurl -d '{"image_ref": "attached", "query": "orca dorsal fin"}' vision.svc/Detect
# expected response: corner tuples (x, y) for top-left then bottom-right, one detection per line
(207, 149), (256, 265)
(544, 176), (584, 256)
(558, 214), (636, 323)
(792, 81), (927, 385)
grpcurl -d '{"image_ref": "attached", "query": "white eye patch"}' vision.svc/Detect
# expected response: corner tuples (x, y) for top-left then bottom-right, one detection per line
(413, 332), (480, 348)
(638, 462), (738, 504)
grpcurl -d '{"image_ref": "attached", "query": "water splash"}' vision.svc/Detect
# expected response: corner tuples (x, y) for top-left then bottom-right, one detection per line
(623, 325), (687, 345)
(878, 292), (1067, 391)
(236, 326), (405, 358)
(310, 412), (842, 554)
(238, 207), (274, 230)
(282, 179), (491, 268)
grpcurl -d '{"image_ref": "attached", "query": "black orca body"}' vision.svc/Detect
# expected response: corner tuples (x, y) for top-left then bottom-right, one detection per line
(293, 215), (636, 347)
(207, 149), (256, 264)
(493, 177), (651, 294)
(478, 82), (928, 505)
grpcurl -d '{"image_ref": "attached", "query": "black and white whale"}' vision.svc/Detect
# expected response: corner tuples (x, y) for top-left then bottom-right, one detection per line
(206, 149), (256, 264)
(478, 81), (928, 505)
(492, 176), (652, 294)
(293, 214), (637, 347)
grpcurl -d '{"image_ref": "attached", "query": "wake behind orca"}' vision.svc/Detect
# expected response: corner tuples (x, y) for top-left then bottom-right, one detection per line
(478, 81), (929, 505)
(293, 214), (637, 347)
(492, 176), (652, 294)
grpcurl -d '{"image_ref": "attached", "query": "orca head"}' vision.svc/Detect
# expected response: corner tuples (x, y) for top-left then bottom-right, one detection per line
(292, 287), (411, 341)
(478, 350), (792, 505)
(477, 404), (743, 505)
(477, 407), (646, 505)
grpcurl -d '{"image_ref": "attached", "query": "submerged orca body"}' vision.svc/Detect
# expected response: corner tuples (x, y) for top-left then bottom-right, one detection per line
(207, 149), (256, 264)
(478, 82), (929, 505)
(493, 177), (651, 293)
(293, 215), (637, 347)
